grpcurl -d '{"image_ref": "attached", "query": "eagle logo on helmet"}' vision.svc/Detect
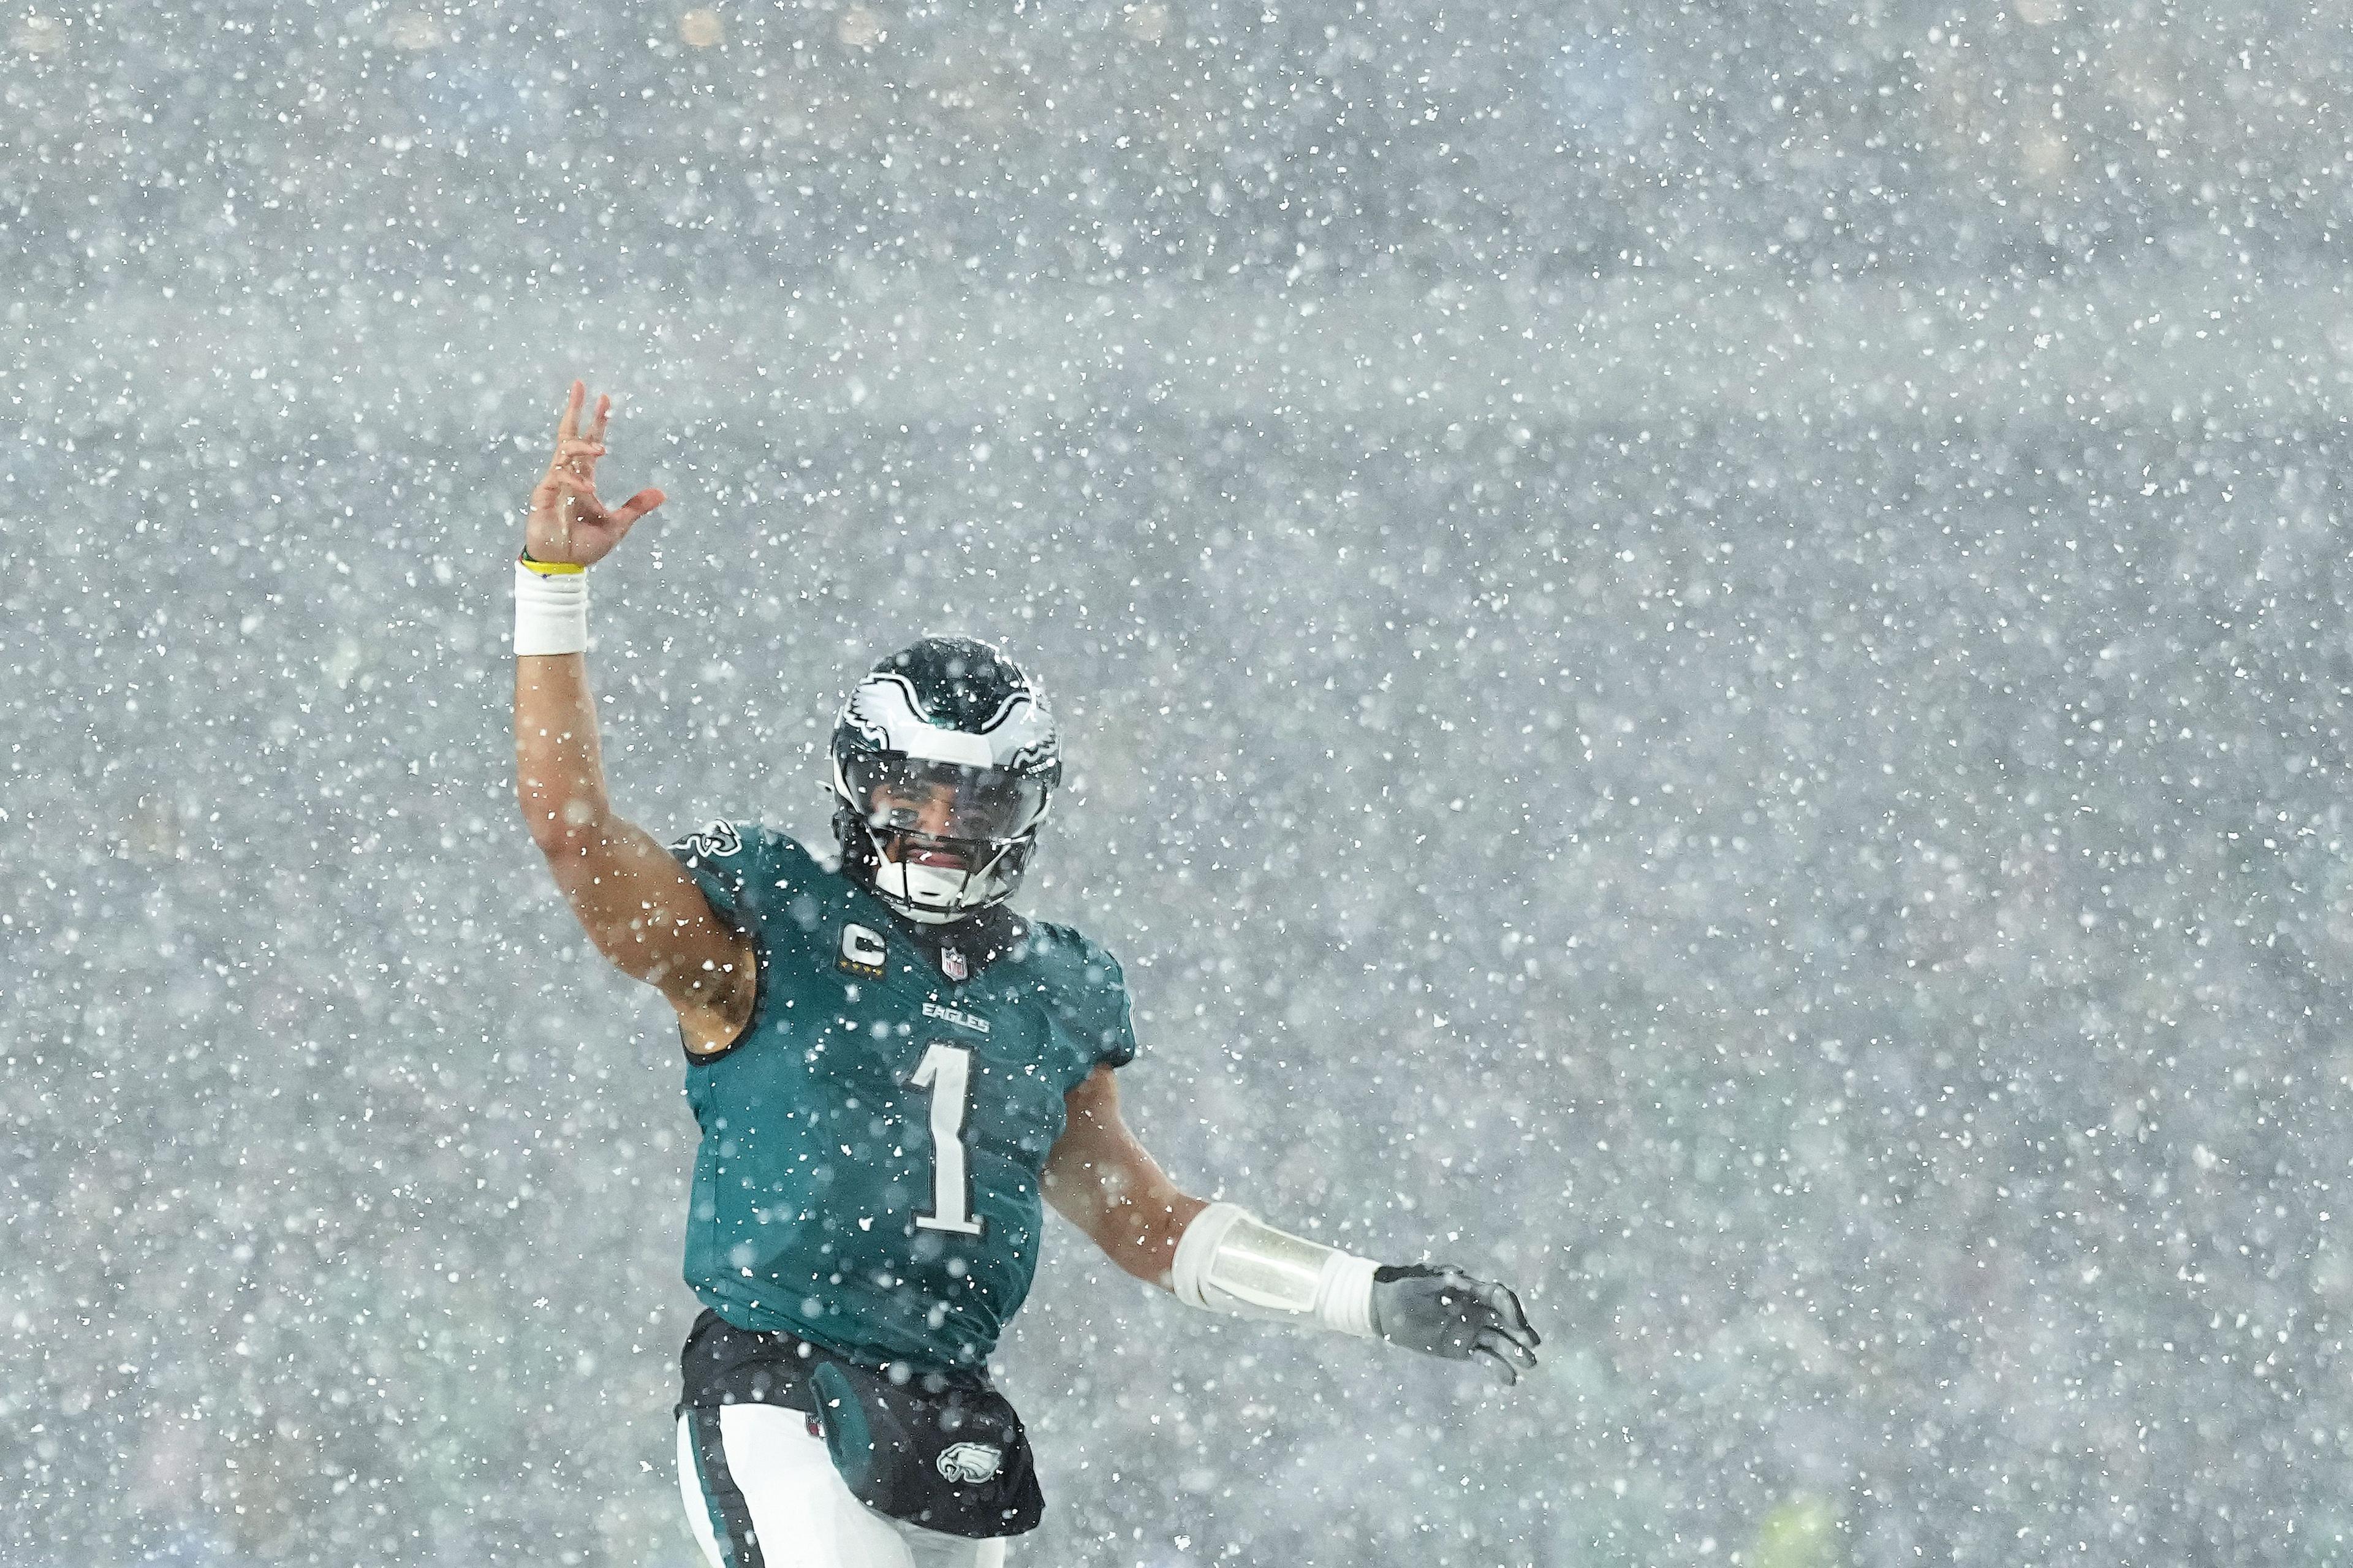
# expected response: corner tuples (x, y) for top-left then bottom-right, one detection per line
(843, 668), (1055, 773)
(839, 678), (902, 753)
(934, 1442), (1004, 1485)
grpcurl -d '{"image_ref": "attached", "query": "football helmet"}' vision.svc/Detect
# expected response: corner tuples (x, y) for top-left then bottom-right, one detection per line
(828, 635), (1062, 925)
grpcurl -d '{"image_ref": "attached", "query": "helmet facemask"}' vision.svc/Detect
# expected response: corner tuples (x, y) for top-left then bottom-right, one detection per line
(832, 752), (1052, 925)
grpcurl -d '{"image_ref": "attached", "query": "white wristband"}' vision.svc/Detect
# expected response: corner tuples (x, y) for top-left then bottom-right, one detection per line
(1169, 1202), (1379, 1339)
(514, 561), (588, 656)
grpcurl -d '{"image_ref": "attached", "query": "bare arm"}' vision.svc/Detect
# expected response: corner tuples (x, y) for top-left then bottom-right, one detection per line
(1042, 1065), (1207, 1287)
(512, 382), (754, 1056)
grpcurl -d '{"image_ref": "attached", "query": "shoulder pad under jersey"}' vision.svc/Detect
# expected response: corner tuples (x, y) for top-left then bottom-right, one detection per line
(668, 820), (826, 931)
(1024, 920), (1140, 1070)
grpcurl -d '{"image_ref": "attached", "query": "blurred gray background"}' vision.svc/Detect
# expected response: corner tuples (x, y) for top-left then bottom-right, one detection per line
(6, 0), (2352, 1564)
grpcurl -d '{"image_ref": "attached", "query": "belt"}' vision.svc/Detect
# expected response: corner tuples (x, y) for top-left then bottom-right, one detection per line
(680, 1309), (820, 1414)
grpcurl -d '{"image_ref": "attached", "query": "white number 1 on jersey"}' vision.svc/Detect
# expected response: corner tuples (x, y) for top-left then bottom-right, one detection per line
(912, 1042), (983, 1235)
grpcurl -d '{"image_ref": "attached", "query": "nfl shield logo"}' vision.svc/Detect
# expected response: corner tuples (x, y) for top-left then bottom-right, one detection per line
(941, 945), (967, 982)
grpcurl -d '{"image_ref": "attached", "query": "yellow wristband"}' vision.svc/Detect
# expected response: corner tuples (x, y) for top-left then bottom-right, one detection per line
(518, 550), (585, 576)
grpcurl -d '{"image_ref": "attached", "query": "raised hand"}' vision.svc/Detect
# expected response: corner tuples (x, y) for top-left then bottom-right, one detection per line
(1370, 1263), (1542, 1386)
(525, 380), (665, 567)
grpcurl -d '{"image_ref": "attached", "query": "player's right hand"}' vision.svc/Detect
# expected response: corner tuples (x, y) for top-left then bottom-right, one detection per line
(525, 380), (665, 567)
(1370, 1263), (1541, 1386)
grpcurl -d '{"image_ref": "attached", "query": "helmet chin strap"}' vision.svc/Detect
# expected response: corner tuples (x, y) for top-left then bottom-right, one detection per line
(864, 830), (1021, 923)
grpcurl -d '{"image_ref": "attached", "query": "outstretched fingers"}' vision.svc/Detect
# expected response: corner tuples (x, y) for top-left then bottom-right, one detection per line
(529, 381), (659, 568)
(550, 386), (616, 477)
(541, 470), (611, 526)
(550, 438), (607, 493)
(1471, 1279), (1540, 1348)
(546, 385), (599, 497)
(1475, 1324), (1537, 1373)
(1469, 1343), (1523, 1387)
(612, 488), (666, 528)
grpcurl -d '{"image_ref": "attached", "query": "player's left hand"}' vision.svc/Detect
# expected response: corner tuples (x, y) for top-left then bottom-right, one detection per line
(1370, 1263), (1540, 1386)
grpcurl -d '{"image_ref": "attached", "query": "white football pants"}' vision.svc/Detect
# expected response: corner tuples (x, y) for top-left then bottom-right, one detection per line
(677, 1405), (1009, 1568)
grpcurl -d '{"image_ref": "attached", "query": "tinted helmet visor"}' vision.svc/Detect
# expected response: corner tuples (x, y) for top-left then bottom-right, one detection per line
(846, 754), (1049, 846)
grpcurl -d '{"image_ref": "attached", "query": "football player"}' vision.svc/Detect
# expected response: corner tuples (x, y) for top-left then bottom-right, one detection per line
(511, 384), (1540, 1568)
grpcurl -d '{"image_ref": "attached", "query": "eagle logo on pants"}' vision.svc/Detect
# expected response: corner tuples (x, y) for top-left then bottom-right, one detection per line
(935, 1442), (1003, 1485)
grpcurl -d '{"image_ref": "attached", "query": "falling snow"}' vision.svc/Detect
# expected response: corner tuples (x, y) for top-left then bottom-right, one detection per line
(6, 0), (2352, 1564)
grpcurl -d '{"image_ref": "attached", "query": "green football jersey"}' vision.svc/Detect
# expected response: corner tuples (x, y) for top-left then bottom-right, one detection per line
(666, 820), (1137, 1370)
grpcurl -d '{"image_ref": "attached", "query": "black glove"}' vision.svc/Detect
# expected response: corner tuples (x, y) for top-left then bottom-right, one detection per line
(1369, 1263), (1541, 1385)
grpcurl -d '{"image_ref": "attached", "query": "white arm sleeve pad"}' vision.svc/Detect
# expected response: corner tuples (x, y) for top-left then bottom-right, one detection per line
(1168, 1202), (1379, 1339)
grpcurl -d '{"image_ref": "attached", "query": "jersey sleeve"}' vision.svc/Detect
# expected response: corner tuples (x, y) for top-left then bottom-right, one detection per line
(1091, 953), (1140, 1070)
(1038, 924), (1140, 1071)
(667, 820), (822, 936)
